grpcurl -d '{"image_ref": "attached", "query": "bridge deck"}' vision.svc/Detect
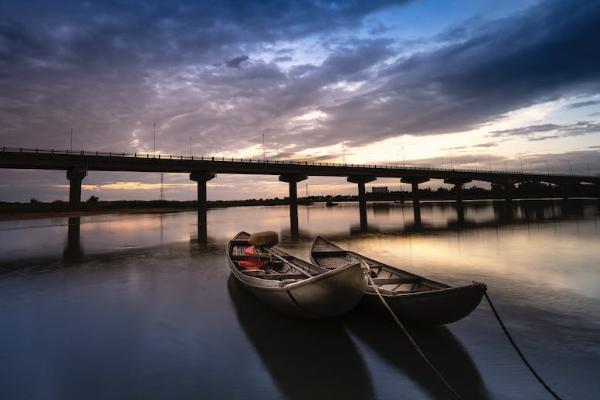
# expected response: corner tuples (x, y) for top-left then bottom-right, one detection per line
(0, 146), (598, 185)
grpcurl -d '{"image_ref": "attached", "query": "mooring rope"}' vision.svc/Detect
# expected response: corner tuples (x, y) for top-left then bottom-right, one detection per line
(363, 265), (464, 400)
(483, 291), (563, 400)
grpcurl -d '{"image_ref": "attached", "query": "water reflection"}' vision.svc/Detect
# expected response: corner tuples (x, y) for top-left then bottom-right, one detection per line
(345, 313), (490, 400)
(228, 276), (374, 400)
(1, 200), (599, 271)
(63, 217), (84, 262)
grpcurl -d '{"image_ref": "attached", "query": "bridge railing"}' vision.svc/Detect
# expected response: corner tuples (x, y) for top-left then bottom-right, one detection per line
(0, 145), (588, 178)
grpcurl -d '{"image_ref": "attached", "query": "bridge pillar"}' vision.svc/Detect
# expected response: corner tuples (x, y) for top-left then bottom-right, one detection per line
(279, 174), (307, 237)
(559, 183), (578, 201)
(66, 167), (87, 211)
(348, 176), (376, 231)
(190, 171), (216, 241)
(444, 178), (472, 205)
(401, 177), (429, 224)
(494, 179), (516, 203)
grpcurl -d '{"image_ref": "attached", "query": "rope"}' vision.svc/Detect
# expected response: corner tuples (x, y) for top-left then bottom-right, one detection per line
(483, 292), (563, 400)
(363, 264), (464, 400)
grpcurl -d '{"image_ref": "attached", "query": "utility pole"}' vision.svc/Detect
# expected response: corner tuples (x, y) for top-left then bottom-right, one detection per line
(262, 133), (266, 161)
(276, 142), (279, 161)
(153, 123), (156, 157)
(70, 128), (73, 151)
(189, 136), (192, 158)
(342, 141), (346, 164)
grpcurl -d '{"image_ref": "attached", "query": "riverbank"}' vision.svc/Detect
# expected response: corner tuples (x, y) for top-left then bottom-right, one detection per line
(2, 192), (599, 221)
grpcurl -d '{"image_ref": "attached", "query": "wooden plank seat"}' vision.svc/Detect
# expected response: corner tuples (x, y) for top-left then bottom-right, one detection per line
(241, 270), (304, 280)
(371, 277), (422, 285)
(312, 250), (348, 257)
(232, 255), (273, 262)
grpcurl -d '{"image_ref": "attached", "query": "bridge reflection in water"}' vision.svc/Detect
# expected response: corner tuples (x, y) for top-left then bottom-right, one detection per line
(58, 199), (600, 268)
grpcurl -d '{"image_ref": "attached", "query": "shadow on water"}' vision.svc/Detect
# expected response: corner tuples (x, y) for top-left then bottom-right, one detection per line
(227, 276), (375, 400)
(345, 312), (492, 400)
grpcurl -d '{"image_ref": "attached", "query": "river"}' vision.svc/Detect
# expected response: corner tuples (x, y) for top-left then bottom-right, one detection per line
(1, 200), (599, 399)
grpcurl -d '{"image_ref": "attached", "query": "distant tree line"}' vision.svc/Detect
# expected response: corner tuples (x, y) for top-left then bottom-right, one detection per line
(1, 182), (598, 214)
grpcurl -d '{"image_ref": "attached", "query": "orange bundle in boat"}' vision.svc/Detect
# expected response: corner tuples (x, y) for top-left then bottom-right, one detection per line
(238, 246), (266, 270)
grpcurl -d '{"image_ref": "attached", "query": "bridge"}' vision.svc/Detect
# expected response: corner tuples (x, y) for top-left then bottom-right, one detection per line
(1, 146), (599, 239)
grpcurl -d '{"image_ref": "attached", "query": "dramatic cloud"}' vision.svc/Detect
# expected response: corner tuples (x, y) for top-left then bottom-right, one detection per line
(0, 0), (408, 152)
(225, 55), (249, 69)
(1, 0), (600, 201)
(308, 0), (600, 146)
(491, 121), (600, 141)
(567, 100), (600, 109)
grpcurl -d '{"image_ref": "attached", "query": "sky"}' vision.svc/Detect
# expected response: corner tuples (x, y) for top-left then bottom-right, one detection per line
(1, 0), (600, 201)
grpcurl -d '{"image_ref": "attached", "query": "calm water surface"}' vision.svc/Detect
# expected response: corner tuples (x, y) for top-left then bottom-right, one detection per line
(1, 200), (599, 399)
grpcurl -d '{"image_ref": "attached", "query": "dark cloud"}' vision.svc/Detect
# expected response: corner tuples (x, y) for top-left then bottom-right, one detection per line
(1, 0), (600, 201)
(567, 100), (600, 109)
(490, 121), (600, 141)
(442, 142), (499, 151)
(0, 0), (407, 151)
(225, 55), (249, 69)
(307, 0), (600, 147)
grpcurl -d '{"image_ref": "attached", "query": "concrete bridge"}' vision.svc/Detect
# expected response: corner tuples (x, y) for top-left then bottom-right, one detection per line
(1, 146), (599, 239)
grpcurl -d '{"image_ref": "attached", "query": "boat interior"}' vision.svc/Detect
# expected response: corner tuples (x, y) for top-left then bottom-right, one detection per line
(229, 234), (329, 281)
(312, 239), (448, 294)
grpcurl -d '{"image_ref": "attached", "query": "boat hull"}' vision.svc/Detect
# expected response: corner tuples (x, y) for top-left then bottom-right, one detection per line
(230, 262), (366, 318)
(362, 283), (486, 325)
(227, 232), (367, 318)
(309, 236), (487, 325)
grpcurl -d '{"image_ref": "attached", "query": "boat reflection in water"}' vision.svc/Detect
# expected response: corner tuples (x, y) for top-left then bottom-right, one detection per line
(345, 312), (491, 400)
(228, 276), (375, 400)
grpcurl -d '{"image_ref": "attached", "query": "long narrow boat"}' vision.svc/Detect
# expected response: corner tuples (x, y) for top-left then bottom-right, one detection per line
(310, 237), (486, 325)
(227, 232), (366, 318)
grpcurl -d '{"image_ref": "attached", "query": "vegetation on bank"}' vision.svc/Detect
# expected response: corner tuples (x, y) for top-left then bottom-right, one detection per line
(1, 182), (598, 214)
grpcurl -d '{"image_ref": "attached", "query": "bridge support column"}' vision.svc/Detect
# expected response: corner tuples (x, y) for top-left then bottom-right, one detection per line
(559, 183), (577, 201)
(66, 167), (87, 211)
(348, 176), (376, 231)
(401, 177), (429, 224)
(444, 178), (471, 205)
(279, 174), (307, 237)
(190, 171), (216, 242)
(495, 180), (516, 203)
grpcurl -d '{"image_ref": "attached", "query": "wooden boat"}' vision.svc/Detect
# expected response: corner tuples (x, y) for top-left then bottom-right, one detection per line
(310, 237), (486, 325)
(227, 232), (366, 318)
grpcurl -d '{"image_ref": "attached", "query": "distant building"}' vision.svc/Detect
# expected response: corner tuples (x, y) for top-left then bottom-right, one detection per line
(371, 186), (389, 194)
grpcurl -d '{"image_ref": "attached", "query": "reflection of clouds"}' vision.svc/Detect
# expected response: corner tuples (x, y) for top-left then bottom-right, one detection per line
(81, 182), (195, 191)
(2, 201), (599, 303)
(347, 223), (600, 299)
